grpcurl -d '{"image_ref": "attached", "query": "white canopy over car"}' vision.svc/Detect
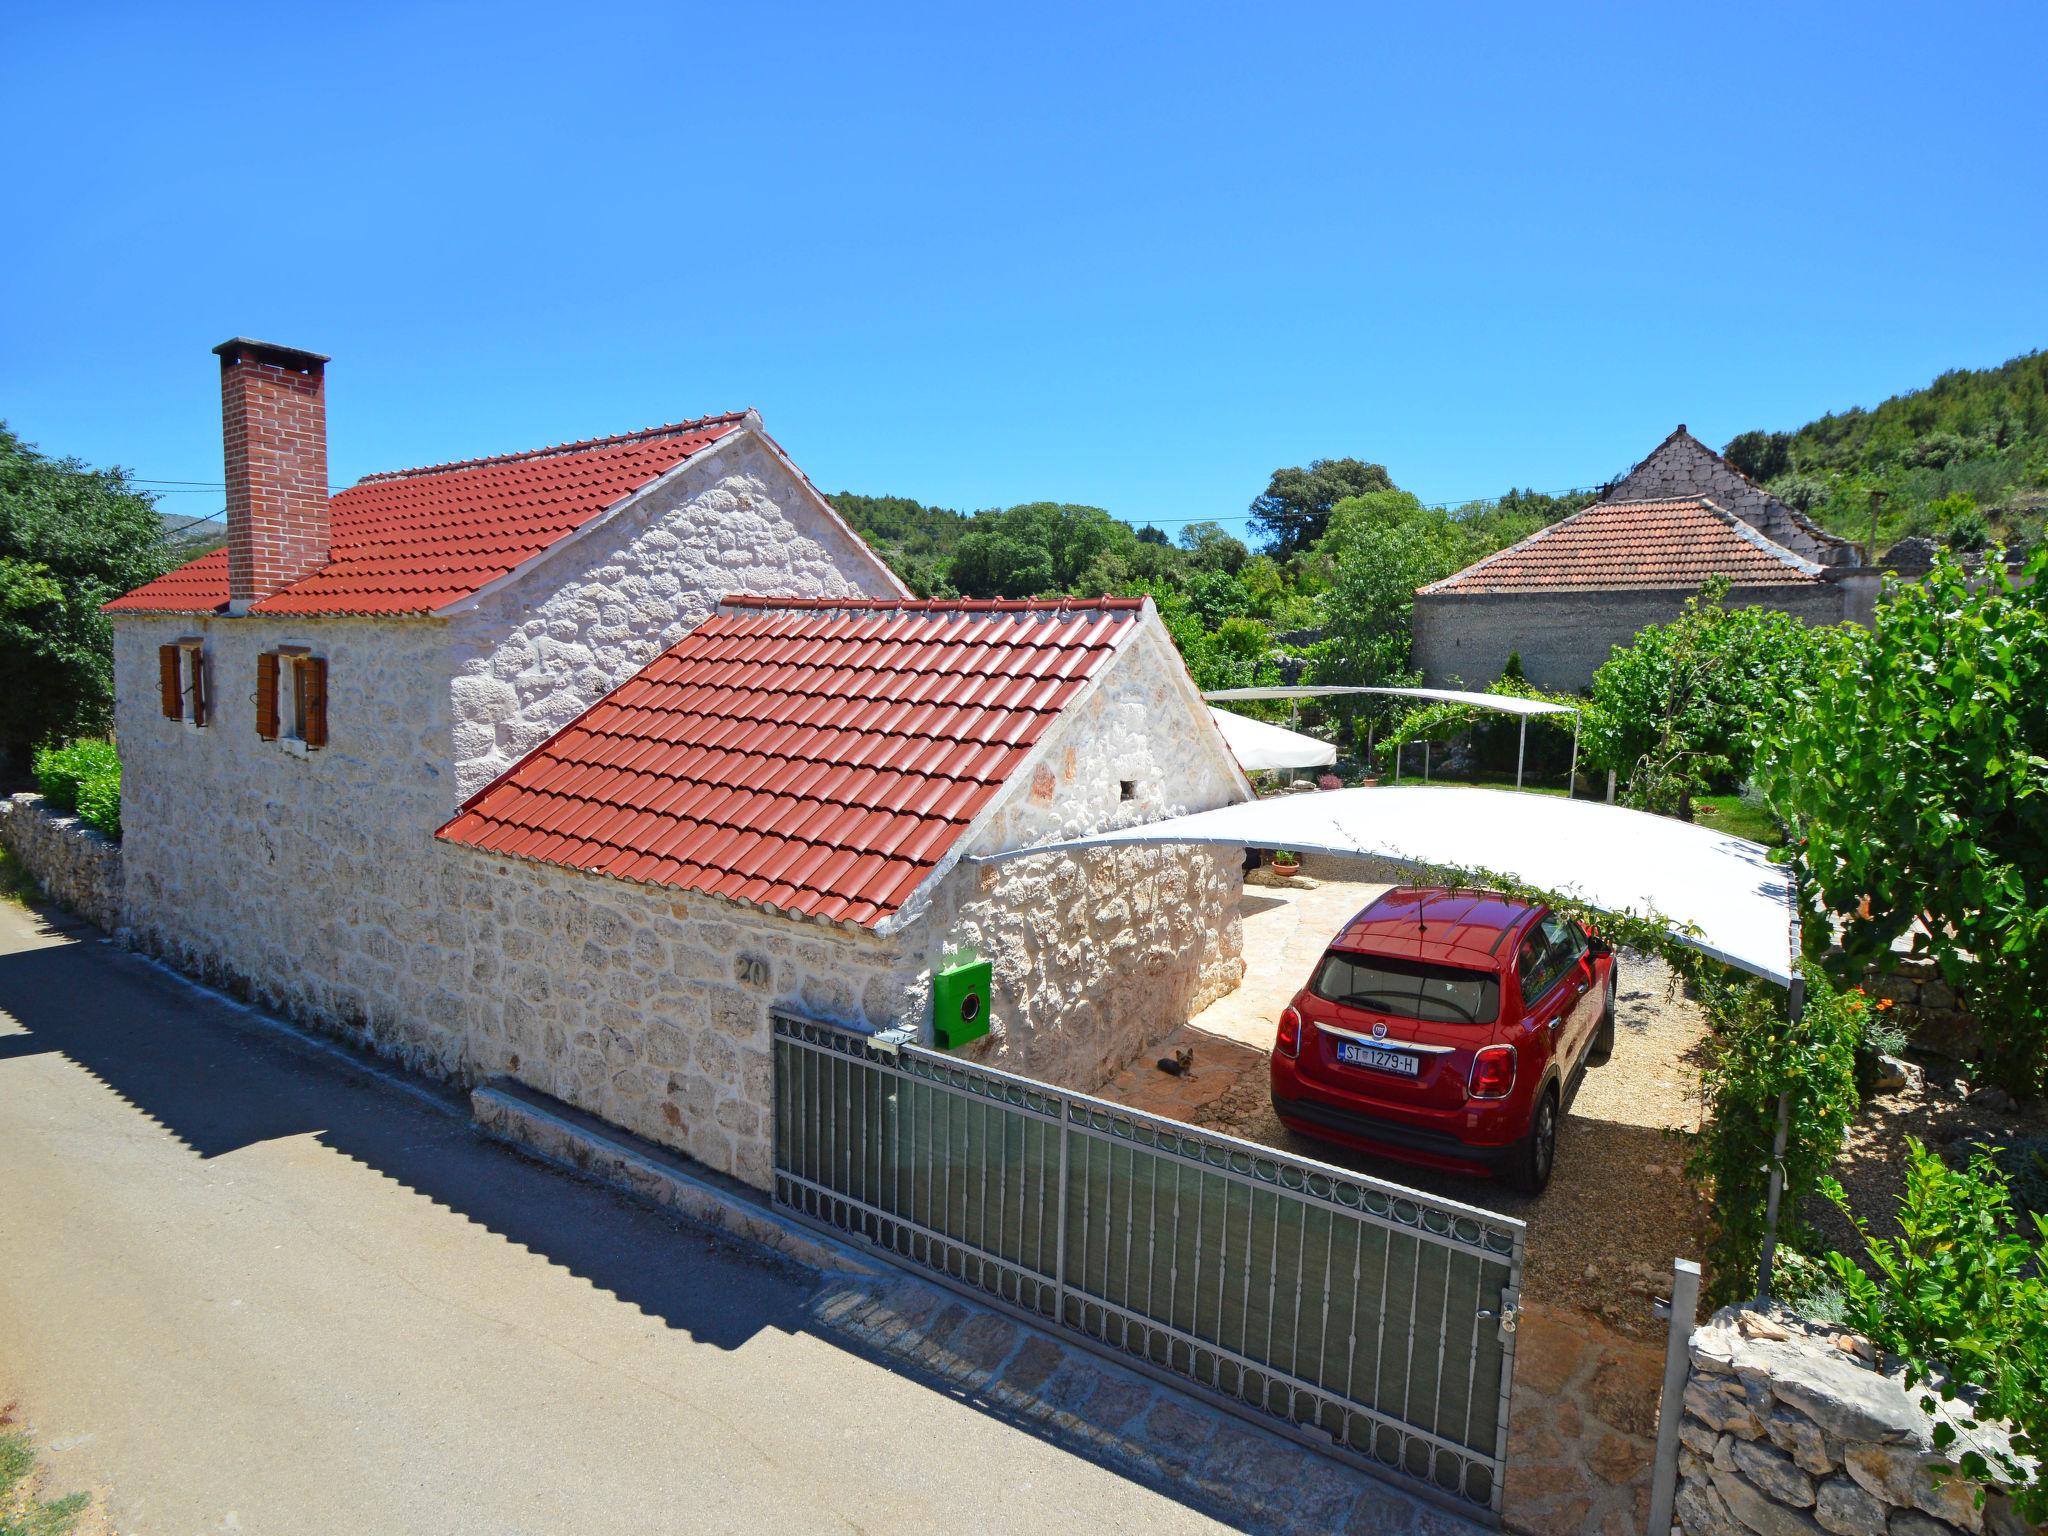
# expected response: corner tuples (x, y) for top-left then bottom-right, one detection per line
(1205, 706), (1338, 772)
(976, 784), (1798, 988)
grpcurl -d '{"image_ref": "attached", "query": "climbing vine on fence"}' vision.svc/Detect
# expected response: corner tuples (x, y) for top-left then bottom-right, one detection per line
(1686, 967), (1862, 1306)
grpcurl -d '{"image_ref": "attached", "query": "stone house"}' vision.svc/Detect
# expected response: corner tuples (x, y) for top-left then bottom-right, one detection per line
(1411, 427), (1874, 691)
(103, 338), (1247, 1191)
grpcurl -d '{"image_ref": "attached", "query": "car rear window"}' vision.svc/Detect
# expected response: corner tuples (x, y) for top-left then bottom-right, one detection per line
(1309, 950), (1500, 1025)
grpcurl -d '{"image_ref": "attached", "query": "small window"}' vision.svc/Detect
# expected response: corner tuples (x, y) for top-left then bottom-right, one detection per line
(157, 640), (210, 726)
(1119, 780), (1137, 802)
(257, 649), (327, 751)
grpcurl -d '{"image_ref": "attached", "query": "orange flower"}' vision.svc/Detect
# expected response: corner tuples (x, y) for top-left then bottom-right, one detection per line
(1875, 997), (1895, 1012)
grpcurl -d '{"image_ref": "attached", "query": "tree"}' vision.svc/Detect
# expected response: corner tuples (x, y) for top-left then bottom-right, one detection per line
(1758, 546), (2048, 1094)
(1581, 578), (1841, 818)
(0, 424), (172, 768)
(1308, 490), (1475, 689)
(946, 502), (1132, 598)
(1248, 457), (1392, 553)
(1176, 520), (1249, 575)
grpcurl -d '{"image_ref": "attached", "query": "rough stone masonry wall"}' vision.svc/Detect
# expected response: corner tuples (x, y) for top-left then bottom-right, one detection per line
(1413, 584), (1848, 693)
(447, 436), (903, 797)
(1676, 1307), (2039, 1536)
(113, 613), (471, 1076)
(439, 849), (922, 1190)
(917, 621), (1248, 1091)
(1607, 431), (1857, 568)
(0, 793), (124, 931)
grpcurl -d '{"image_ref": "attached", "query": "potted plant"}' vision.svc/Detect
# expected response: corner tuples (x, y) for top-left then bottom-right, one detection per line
(1270, 849), (1301, 877)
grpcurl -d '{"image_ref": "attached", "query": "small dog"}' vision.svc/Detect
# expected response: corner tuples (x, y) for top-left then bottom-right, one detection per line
(1155, 1046), (1195, 1077)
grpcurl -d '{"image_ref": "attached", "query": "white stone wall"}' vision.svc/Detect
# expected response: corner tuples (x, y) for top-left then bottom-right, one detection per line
(0, 793), (124, 931)
(911, 619), (1250, 1089)
(1608, 433), (1859, 568)
(113, 612), (472, 1073)
(442, 850), (920, 1190)
(446, 434), (905, 796)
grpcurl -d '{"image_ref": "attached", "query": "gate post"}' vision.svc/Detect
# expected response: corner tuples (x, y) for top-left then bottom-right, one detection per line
(1645, 1258), (1702, 1536)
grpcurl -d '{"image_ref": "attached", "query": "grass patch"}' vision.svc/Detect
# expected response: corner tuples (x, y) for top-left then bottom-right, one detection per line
(1693, 793), (1783, 846)
(0, 1424), (88, 1536)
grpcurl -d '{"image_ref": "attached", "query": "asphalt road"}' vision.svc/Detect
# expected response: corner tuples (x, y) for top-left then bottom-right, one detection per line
(0, 900), (1229, 1535)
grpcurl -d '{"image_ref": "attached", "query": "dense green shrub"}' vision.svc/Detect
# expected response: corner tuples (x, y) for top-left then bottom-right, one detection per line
(1687, 966), (1862, 1305)
(1759, 545), (2048, 1094)
(1581, 577), (1844, 819)
(31, 738), (117, 813)
(1823, 1140), (2046, 1521)
(73, 768), (120, 840)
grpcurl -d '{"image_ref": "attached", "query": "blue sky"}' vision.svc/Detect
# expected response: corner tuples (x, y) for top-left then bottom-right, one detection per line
(5, 3), (2044, 538)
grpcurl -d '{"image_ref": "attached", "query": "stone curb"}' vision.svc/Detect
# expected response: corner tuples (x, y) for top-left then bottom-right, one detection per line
(469, 1079), (881, 1278)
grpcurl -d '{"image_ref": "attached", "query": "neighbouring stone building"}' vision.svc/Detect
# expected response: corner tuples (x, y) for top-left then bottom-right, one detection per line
(102, 338), (1250, 1192)
(1412, 427), (1876, 692)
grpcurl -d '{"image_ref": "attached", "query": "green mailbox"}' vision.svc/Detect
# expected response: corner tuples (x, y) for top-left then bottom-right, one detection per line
(931, 957), (992, 1050)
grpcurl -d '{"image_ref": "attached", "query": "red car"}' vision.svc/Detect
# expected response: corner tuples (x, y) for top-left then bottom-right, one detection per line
(1268, 887), (1616, 1193)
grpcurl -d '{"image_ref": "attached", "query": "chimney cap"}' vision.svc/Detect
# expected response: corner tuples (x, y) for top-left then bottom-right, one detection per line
(213, 337), (330, 372)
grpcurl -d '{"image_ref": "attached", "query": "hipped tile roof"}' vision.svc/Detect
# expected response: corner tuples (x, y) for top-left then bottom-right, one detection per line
(436, 597), (1146, 928)
(105, 415), (748, 616)
(1418, 497), (1826, 596)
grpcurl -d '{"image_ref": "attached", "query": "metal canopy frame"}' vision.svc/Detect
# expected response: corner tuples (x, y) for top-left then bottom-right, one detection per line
(1202, 686), (1580, 794)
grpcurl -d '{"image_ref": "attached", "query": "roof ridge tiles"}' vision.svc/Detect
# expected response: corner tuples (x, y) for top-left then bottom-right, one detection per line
(354, 412), (750, 484)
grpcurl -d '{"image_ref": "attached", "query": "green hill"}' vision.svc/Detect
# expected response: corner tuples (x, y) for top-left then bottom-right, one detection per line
(1722, 350), (2048, 557)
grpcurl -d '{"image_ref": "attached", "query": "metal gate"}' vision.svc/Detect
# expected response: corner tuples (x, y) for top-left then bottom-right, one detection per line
(772, 1013), (1526, 1518)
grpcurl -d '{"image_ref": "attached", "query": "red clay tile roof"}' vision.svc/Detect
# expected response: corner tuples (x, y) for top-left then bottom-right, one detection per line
(436, 597), (1147, 927)
(105, 414), (749, 615)
(1418, 497), (1826, 596)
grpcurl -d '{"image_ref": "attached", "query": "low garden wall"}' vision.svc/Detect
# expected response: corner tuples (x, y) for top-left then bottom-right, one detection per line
(0, 792), (124, 932)
(1676, 1306), (2036, 1536)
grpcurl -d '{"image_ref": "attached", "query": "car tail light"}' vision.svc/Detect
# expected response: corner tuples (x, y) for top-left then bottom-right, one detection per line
(1276, 1006), (1302, 1059)
(1469, 1044), (1516, 1099)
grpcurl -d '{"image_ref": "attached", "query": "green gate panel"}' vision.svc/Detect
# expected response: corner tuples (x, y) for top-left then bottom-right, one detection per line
(931, 958), (992, 1049)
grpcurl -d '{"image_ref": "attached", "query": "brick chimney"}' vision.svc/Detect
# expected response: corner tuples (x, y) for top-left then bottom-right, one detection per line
(215, 338), (331, 611)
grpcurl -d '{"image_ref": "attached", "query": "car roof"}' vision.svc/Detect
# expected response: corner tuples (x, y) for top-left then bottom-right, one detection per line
(1329, 886), (1540, 969)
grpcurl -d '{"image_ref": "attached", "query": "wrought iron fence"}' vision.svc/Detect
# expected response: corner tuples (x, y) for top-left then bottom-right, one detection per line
(772, 1012), (1526, 1516)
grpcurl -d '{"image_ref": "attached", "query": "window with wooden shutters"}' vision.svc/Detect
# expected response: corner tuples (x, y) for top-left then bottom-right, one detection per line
(178, 639), (208, 727)
(158, 645), (182, 719)
(301, 657), (328, 748)
(256, 652), (281, 740)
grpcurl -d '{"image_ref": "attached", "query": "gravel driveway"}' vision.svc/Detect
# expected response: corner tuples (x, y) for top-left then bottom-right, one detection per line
(1102, 874), (1710, 1338)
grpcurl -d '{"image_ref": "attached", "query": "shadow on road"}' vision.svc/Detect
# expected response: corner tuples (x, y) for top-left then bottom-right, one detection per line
(0, 907), (805, 1353)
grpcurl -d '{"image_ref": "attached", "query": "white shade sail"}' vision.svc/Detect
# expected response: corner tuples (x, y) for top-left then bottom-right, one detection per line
(976, 784), (1797, 987)
(1204, 685), (1577, 719)
(1207, 706), (1338, 771)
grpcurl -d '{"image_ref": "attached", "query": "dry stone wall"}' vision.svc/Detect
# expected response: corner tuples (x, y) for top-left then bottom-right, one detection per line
(1676, 1307), (2039, 1536)
(447, 435), (903, 797)
(0, 793), (124, 931)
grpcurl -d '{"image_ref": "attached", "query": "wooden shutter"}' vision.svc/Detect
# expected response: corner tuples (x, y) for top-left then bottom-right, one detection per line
(255, 653), (280, 740)
(303, 657), (328, 748)
(188, 649), (209, 727)
(158, 645), (182, 719)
